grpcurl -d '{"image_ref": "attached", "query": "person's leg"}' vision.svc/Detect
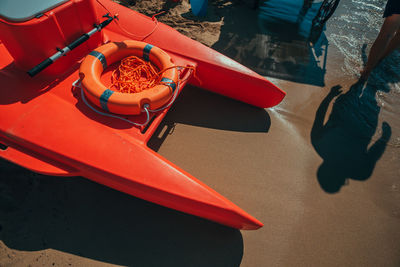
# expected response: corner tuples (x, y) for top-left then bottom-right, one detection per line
(360, 14), (400, 80)
(381, 27), (400, 59)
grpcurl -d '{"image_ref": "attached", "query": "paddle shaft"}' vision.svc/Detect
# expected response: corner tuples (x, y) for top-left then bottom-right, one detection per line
(27, 14), (114, 77)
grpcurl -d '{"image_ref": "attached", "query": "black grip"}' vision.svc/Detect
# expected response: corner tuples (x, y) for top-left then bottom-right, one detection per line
(27, 58), (53, 77)
(99, 17), (113, 29)
(68, 34), (90, 50)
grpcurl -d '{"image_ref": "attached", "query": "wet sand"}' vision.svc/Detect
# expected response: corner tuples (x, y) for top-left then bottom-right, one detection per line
(1, 0), (399, 266)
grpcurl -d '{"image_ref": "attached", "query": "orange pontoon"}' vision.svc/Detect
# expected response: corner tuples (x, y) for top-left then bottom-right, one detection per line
(0, 0), (285, 229)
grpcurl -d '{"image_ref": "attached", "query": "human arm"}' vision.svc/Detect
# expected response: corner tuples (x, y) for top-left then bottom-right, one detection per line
(311, 85), (342, 141)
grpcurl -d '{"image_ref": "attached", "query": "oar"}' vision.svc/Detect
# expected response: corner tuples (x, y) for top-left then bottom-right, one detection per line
(27, 14), (115, 77)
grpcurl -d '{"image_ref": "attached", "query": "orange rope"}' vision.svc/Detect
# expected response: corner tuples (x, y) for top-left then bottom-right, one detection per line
(111, 56), (158, 93)
(95, 0), (163, 41)
(111, 56), (196, 94)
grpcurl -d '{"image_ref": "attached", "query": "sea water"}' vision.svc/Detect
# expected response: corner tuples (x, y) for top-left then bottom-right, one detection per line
(325, 0), (400, 146)
(258, 0), (399, 146)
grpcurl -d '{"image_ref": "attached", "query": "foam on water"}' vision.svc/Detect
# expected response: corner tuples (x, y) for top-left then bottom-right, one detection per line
(327, 0), (385, 76)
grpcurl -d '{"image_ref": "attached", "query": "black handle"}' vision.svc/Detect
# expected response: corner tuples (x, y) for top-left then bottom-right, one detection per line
(98, 16), (113, 29)
(27, 14), (114, 77)
(27, 58), (53, 77)
(68, 34), (90, 50)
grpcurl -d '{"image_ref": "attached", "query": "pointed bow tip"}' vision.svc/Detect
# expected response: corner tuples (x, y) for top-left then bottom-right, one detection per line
(230, 209), (263, 230)
(240, 218), (263, 230)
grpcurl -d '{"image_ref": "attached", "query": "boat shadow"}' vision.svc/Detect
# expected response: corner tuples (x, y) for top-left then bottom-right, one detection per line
(148, 85), (271, 151)
(0, 158), (243, 266)
(168, 86), (271, 132)
(211, 0), (328, 87)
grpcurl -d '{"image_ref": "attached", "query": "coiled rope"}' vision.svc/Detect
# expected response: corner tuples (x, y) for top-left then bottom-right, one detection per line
(110, 55), (194, 95)
(73, 58), (195, 126)
(110, 56), (159, 93)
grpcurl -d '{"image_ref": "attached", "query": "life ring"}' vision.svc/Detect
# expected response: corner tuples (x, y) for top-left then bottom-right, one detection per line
(79, 40), (178, 115)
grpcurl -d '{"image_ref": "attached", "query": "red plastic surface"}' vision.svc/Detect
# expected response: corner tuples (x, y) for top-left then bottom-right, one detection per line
(0, 0), (102, 75)
(0, 0), (287, 230)
(94, 0), (286, 108)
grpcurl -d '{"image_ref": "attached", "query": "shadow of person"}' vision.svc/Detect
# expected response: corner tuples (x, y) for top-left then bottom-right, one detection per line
(311, 80), (392, 193)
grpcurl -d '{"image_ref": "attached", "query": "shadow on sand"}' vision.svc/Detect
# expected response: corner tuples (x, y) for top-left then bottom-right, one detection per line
(0, 159), (243, 266)
(311, 70), (395, 193)
(311, 44), (400, 193)
(148, 85), (271, 151)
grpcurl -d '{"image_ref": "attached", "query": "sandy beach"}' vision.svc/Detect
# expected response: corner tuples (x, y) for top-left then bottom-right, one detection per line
(1, 0), (399, 266)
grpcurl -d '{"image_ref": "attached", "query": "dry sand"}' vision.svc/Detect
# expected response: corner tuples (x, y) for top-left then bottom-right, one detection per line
(1, 0), (399, 266)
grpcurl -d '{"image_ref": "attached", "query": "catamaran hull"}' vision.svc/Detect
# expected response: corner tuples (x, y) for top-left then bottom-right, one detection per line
(0, 0), (285, 230)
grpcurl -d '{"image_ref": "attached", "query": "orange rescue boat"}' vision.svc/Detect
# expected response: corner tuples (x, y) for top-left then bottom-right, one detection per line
(0, 0), (286, 230)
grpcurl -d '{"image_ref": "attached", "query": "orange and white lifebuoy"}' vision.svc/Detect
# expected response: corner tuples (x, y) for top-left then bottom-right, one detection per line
(79, 40), (178, 115)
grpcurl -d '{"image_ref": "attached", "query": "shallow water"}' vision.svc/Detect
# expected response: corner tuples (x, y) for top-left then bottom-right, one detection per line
(257, 0), (400, 147)
(326, 0), (386, 75)
(325, 0), (400, 147)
